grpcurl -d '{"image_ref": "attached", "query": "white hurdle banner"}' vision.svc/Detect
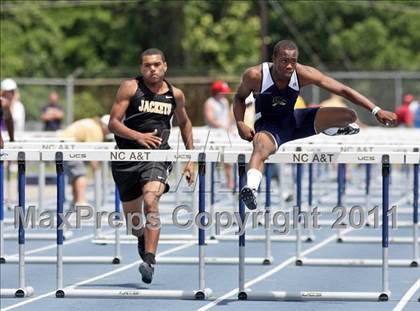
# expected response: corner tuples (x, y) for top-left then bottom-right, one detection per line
(2, 149), (418, 164)
(224, 151), (419, 164)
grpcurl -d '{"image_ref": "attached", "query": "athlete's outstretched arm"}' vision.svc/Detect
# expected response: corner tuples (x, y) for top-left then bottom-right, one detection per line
(173, 87), (195, 185)
(233, 66), (260, 141)
(297, 64), (396, 126)
(108, 79), (162, 149)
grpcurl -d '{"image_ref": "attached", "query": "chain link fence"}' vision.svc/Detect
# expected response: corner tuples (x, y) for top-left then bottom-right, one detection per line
(5, 71), (420, 129)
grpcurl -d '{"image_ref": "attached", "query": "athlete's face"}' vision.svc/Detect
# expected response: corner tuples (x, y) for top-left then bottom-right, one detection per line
(273, 49), (298, 79)
(141, 54), (167, 84)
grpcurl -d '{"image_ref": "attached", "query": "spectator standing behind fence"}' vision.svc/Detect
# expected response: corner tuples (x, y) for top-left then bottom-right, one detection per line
(60, 115), (110, 206)
(41, 91), (64, 131)
(204, 80), (235, 190)
(395, 94), (414, 127)
(1, 79), (25, 132)
(0, 96), (14, 148)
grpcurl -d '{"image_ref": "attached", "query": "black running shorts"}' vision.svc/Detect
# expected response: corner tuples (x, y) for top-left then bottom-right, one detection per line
(111, 161), (172, 202)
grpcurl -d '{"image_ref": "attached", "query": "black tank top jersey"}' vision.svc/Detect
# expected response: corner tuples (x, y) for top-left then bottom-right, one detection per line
(115, 76), (176, 149)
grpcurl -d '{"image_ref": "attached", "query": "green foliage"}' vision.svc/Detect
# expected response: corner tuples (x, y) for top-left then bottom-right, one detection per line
(182, 0), (261, 74)
(2, 0), (419, 77)
(73, 90), (104, 120)
(1, 0), (419, 123)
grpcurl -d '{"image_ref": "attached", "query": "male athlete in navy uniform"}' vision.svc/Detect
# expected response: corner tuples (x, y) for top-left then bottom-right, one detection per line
(109, 48), (194, 284)
(234, 40), (397, 210)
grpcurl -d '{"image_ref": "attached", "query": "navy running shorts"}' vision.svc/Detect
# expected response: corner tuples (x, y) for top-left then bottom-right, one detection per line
(254, 107), (319, 149)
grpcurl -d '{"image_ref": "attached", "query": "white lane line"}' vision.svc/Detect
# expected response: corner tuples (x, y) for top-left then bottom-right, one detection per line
(196, 229), (351, 311)
(392, 279), (420, 311)
(1, 242), (195, 311)
(5, 230), (114, 258)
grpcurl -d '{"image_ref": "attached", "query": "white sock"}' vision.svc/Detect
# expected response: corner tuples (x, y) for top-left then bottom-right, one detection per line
(322, 127), (339, 135)
(247, 168), (262, 190)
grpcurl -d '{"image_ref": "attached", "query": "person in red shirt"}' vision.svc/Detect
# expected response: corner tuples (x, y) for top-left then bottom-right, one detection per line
(395, 94), (414, 127)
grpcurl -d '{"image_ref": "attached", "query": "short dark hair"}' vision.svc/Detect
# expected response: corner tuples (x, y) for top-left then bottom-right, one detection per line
(273, 40), (298, 58)
(140, 48), (166, 64)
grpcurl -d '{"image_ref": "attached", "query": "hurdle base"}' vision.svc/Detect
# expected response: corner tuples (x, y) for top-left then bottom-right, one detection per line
(239, 290), (389, 301)
(214, 234), (314, 242)
(3, 256), (119, 264)
(337, 236), (419, 244)
(0, 287), (34, 298)
(157, 256), (271, 265)
(56, 288), (213, 300)
(92, 234), (219, 244)
(91, 238), (219, 245)
(298, 258), (417, 267)
(3, 231), (73, 240)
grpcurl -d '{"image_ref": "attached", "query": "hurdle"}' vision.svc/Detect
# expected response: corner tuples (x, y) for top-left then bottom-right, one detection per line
(2, 141), (73, 240)
(283, 143), (419, 230)
(296, 151), (419, 269)
(226, 150), (419, 302)
(55, 150), (213, 300)
(336, 148), (420, 249)
(0, 149), (120, 265)
(0, 152), (34, 298)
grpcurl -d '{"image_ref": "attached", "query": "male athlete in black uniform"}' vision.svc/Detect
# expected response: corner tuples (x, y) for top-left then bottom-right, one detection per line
(234, 40), (397, 210)
(109, 48), (194, 284)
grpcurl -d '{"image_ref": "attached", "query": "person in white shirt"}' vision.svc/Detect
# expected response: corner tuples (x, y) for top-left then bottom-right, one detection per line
(1, 79), (25, 132)
(203, 80), (234, 189)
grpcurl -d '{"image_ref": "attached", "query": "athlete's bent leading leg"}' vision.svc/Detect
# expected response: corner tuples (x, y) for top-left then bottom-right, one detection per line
(240, 132), (277, 210)
(314, 107), (359, 135)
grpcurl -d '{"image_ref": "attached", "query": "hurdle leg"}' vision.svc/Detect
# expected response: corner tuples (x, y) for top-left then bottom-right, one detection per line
(337, 163), (345, 242)
(307, 163), (314, 241)
(37, 161), (45, 211)
(238, 154), (247, 299)
(0, 160), (4, 263)
(381, 155), (391, 299)
(264, 164), (272, 264)
(93, 166), (101, 239)
(295, 163), (303, 261)
(412, 162), (419, 266)
(1, 152), (34, 298)
(113, 186), (121, 264)
(56, 152), (65, 291)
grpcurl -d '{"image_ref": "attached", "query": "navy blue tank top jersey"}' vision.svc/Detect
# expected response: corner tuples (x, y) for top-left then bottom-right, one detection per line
(115, 76), (176, 150)
(254, 62), (300, 127)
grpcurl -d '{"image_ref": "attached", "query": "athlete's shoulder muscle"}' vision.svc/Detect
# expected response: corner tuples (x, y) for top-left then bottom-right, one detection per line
(171, 86), (185, 107)
(237, 65), (261, 100)
(296, 63), (324, 87)
(116, 79), (138, 102)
